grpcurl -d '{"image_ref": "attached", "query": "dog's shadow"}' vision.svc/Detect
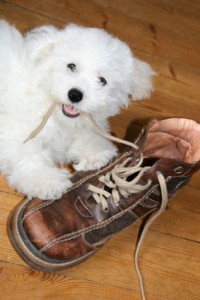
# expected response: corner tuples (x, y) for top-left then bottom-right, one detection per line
(112, 117), (149, 151)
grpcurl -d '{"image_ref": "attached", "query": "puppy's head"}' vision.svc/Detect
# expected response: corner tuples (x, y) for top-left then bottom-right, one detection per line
(25, 24), (155, 119)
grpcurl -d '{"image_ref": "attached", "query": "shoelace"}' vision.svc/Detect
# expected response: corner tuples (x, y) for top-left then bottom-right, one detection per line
(88, 155), (152, 211)
(82, 113), (169, 300)
(24, 103), (169, 300)
(23, 102), (57, 143)
(135, 172), (168, 300)
(88, 153), (168, 300)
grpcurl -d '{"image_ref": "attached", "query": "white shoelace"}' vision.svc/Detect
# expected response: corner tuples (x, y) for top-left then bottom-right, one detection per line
(82, 113), (169, 300)
(134, 172), (168, 300)
(24, 103), (169, 299)
(88, 155), (151, 211)
(87, 152), (168, 300)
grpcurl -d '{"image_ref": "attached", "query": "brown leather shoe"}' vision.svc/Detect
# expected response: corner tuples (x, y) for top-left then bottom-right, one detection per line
(9, 118), (200, 274)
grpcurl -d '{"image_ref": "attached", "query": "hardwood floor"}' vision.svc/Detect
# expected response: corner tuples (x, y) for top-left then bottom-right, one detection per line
(0, 1), (200, 299)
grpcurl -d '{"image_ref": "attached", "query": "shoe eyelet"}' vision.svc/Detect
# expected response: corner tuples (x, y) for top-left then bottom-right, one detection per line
(86, 183), (91, 191)
(173, 165), (184, 175)
(103, 207), (109, 213)
(115, 200), (121, 206)
(135, 157), (140, 163)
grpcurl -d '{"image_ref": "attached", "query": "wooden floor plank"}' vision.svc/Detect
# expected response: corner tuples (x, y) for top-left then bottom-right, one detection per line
(136, 0), (200, 21)
(2, 1), (200, 91)
(135, 51), (200, 88)
(1, 0), (199, 113)
(0, 0), (199, 299)
(1, 205), (200, 299)
(94, 0), (200, 41)
(112, 97), (200, 130)
(62, 229), (200, 299)
(5, 0), (200, 70)
(0, 2), (63, 31)
(0, 262), (139, 300)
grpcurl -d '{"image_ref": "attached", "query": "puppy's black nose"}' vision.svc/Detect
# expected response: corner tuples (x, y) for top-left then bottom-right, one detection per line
(68, 88), (83, 103)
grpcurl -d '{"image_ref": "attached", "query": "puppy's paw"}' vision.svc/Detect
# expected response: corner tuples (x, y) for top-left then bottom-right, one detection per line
(73, 148), (118, 171)
(36, 170), (73, 200)
(10, 167), (72, 200)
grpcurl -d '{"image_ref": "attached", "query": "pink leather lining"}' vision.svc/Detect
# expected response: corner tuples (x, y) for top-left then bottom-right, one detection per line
(144, 118), (200, 163)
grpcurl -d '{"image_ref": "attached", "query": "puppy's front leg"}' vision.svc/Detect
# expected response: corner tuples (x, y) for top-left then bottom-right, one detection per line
(69, 132), (118, 171)
(4, 141), (72, 200)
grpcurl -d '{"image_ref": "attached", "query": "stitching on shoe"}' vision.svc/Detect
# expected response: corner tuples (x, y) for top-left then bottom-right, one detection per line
(42, 161), (185, 252)
(82, 210), (148, 248)
(174, 177), (191, 192)
(13, 196), (98, 268)
(74, 196), (93, 218)
(89, 208), (156, 248)
(14, 201), (98, 267)
(128, 210), (140, 219)
(25, 159), (195, 251)
(40, 166), (187, 253)
(140, 197), (158, 208)
(23, 200), (55, 221)
(40, 183), (158, 253)
(42, 207), (157, 251)
(88, 235), (111, 247)
(81, 234), (98, 249)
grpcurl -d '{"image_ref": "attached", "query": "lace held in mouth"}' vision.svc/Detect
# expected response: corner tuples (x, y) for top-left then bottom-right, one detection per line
(23, 103), (140, 148)
(23, 102), (57, 143)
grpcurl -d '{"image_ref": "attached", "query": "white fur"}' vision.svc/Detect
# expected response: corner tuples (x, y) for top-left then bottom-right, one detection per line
(0, 20), (155, 200)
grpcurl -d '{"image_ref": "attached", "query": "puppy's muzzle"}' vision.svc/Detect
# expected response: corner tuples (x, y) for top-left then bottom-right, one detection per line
(68, 88), (83, 103)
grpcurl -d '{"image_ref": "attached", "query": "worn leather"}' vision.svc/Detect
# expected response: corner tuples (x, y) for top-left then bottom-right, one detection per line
(9, 118), (200, 271)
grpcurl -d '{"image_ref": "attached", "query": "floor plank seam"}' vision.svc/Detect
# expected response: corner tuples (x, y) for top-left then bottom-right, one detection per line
(5, 1), (64, 25)
(150, 228), (200, 245)
(4, 1), (200, 76)
(0, 260), (139, 294)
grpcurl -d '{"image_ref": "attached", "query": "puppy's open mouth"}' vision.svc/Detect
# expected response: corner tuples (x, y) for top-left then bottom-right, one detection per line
(62, 104), (80, 118)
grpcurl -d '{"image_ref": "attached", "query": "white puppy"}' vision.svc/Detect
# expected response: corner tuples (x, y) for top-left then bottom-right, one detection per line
(0, 20), (155, 200)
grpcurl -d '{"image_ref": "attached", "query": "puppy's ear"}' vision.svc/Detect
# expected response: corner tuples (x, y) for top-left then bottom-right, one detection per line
(130, 58), (156, 100)
(25, 25), (59, 62)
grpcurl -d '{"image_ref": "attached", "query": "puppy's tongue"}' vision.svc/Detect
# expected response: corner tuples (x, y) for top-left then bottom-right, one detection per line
(62, 104), (80, 118)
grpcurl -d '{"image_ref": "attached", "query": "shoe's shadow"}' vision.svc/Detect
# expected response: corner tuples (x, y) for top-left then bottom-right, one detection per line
(112, 117), (147, 151)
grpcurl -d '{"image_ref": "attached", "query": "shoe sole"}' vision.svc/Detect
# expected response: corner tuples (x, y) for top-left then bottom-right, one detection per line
(8, 198), (98, 272)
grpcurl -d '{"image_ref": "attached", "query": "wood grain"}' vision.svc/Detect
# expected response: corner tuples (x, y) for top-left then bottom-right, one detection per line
(0, 0), (199, 299)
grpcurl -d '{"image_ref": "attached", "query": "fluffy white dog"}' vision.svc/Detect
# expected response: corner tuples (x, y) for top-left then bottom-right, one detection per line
(0, 20), (155, 200)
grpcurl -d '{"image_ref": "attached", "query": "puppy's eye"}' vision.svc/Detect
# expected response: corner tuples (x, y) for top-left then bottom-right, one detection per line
(99, 77), (107, 86)
(67, 63), (76, 72)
